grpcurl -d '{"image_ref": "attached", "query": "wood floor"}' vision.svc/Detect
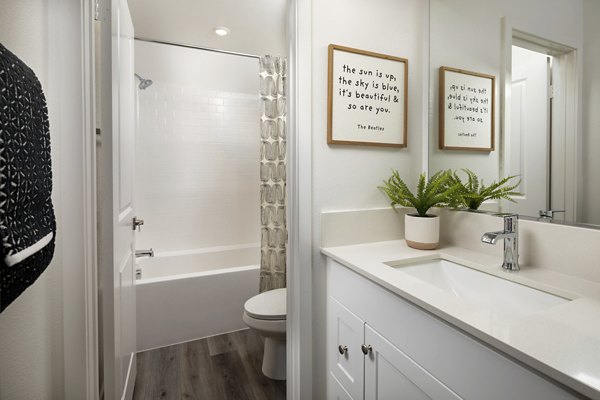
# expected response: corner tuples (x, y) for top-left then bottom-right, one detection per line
(133, 329), (286, 400)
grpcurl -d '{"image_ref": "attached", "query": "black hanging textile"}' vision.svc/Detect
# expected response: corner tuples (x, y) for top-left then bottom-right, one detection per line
(0, 43), (56, 312)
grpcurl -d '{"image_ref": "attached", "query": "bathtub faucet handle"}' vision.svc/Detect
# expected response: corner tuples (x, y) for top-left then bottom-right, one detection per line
(132, 216), (145, 232)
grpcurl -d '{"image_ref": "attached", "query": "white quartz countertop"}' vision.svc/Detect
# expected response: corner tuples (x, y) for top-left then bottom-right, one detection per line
(321, 240), (600, 399)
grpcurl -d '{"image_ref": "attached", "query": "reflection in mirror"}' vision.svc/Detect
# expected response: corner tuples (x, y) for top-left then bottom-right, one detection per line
(508, 42), (566, 219)
(429, 0), (600, 226)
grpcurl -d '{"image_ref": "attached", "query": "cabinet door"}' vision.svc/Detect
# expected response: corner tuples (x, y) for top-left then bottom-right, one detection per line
(364, 325), (462, 400)
(328, 296), (365, 400)
(329, 371), (356, 400)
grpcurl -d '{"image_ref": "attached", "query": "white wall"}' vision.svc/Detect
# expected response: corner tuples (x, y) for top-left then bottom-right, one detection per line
(0, 1), (64, 399)
(429, 0), (583, 187)
(129, 0), (287, 57)
(580, 0), (600, 225)
(311, 0), (428, 396)
(135, 40), (260, 254)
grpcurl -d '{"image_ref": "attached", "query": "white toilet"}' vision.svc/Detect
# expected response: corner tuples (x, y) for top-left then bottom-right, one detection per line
(243, 288), (286, 380)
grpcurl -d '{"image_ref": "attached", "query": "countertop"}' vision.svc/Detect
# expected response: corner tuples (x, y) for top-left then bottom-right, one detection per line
(322, 240), (600, 399)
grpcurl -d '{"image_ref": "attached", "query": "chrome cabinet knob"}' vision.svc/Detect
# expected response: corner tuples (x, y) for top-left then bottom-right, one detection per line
(361, 344), (372, 355)
(338, 345), (348, 355)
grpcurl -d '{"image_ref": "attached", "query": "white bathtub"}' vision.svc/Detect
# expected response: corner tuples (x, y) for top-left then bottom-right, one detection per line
(135, 244), (260, 351)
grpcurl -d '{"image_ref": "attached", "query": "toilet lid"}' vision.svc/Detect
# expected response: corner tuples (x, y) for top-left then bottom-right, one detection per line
(244, 288), (286, 320)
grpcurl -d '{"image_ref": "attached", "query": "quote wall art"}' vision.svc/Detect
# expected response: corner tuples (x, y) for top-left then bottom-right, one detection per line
(439, 66), (495, 151)
(327, 44), (408, 147)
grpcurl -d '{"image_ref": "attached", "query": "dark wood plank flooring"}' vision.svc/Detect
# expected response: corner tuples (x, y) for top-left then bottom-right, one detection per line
(133, 329), (286, 400)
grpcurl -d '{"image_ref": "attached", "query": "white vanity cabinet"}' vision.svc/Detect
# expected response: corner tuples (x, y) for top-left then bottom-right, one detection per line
(328, 296), (460, 400)
(326, 257), (582, 400)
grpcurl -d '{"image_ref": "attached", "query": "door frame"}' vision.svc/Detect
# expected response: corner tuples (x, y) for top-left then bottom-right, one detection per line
(287, 0), (313, 398)
(500, 17), (580, 220)
(49, 0), (99, 399)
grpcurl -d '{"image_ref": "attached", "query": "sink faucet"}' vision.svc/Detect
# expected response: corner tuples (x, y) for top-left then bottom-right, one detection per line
(481, 214), (519, 271)
(538, 209), (565, 220)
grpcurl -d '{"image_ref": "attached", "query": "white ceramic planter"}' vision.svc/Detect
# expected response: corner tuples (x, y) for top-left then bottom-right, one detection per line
(404, 213), (440, 250)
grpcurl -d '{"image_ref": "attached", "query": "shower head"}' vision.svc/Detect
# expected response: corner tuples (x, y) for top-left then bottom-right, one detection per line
(134, 73), (153, 90)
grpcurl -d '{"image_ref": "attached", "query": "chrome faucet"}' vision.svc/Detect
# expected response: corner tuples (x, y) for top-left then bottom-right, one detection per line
(135, 248), (154, 258)
(539, 209), (565, 220)
(481, 214), (519, 271)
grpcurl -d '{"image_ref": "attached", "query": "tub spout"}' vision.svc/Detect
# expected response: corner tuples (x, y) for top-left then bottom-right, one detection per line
(135, 248), (154, 258)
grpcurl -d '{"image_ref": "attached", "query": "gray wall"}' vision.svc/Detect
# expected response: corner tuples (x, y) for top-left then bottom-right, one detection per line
(581, 0), (600, 225)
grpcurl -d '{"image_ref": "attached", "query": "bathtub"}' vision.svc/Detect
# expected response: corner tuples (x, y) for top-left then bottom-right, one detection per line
(135, 244), (260, 351)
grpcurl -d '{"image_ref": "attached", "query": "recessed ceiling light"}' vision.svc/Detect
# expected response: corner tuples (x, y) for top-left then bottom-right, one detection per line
(214, 27), (230, 37)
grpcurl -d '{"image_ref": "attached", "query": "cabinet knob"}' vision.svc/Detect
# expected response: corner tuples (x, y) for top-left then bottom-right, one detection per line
(338, 345), (348, 355)
(361, 344), (372, 355)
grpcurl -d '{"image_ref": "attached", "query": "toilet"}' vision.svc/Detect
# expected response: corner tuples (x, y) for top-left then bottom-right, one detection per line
(243, 288), (286, 380)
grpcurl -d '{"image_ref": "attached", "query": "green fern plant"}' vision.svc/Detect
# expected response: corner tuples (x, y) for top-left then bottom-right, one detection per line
(379, 170), (460, 217)
(447, 169), (520, 210)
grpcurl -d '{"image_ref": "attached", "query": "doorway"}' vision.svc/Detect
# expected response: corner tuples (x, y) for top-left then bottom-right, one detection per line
(507, 45), (552, 217)
(95, 1), (300, 398)
(502, 30), (577, 221)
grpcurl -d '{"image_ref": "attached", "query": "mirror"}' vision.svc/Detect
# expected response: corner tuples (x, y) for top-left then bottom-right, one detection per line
(429, 0), (600, 226)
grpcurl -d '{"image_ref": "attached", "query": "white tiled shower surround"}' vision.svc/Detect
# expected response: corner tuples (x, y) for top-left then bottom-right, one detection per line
(135, 41), (260, 254)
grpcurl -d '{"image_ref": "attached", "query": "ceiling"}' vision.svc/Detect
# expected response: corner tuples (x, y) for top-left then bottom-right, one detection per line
(128, 0), (288, 57)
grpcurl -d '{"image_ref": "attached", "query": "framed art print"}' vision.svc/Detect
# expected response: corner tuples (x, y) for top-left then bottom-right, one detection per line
(439, 66), (495, 151)
(327, 44), (408, 148)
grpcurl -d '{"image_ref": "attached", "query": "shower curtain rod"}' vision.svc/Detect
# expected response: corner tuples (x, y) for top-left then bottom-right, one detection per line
(134, 37), (261, 60)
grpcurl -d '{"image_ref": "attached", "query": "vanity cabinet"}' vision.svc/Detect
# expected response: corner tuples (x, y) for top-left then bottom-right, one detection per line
(326, 258), (581, 400)
(329, 296), (459, 400)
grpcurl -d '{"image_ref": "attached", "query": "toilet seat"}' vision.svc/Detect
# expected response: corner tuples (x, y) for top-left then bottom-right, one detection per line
(244, 288), (286, 320)
(243, 311), (286, 338)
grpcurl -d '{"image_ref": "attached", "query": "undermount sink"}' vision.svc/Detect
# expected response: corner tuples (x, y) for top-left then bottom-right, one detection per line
(387, 258), (568, 319)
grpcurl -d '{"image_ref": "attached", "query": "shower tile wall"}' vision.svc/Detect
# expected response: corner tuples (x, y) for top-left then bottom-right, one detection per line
(135, 41), (260, 253)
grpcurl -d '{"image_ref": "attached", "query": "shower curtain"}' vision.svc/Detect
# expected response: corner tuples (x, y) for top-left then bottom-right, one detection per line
(259, 56), (287, 292)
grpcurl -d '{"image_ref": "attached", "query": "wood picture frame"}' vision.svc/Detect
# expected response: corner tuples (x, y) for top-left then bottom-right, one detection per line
(327, 44), (408, 148)
(439, 66), (495, 151)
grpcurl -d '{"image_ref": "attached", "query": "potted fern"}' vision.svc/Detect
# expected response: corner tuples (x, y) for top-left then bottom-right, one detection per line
(379, 170), (459, 250)
(447, 169), (520, 210)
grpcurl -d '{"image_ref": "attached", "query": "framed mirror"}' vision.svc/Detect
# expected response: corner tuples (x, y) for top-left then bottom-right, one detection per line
(429, 0), (600, 226)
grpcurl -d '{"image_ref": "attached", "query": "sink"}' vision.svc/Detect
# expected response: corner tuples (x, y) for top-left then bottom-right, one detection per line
(388, 258), (568, 319)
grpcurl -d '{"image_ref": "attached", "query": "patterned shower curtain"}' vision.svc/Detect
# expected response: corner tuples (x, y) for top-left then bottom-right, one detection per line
(259, 56), (287, 292)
